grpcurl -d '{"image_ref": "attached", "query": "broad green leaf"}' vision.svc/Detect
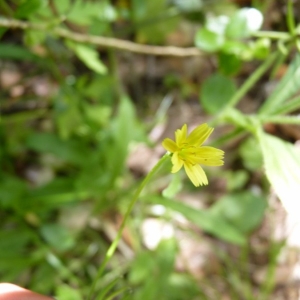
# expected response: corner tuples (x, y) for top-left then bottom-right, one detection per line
(148, 196), (246, 245)
(69, 43), (107, 74)
(259, 54), (300, 115)
(195, 28), (224, 52)
(200, 74), (236, 114)
(258, 131), (300, 216)
(209, 192), (267, 233)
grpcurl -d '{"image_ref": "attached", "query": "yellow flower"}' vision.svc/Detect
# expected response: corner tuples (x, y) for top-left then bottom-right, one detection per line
(162, 124), (224, 187)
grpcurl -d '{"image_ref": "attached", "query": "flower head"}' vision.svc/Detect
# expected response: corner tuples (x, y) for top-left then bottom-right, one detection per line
(162, 124), (224, 186)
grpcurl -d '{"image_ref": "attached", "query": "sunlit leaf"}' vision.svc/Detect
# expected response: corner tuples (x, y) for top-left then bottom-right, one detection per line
(70, 43), (107, 74)
(225, 8), (263, 39)
(195, 28), (224, 52)
(209, 192), (267, 233)
(148, 196), (246, 245)
(258, 131), (300, 216)
(259, 54), (300, 115)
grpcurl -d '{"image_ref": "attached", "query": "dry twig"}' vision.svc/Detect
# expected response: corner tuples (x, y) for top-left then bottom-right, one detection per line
(0, 17), (203, 57)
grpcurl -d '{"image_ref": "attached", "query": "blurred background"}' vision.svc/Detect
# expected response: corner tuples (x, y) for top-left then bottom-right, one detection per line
(1, 0), (300, 299)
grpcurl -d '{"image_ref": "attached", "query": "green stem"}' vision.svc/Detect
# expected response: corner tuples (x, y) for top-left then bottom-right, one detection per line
(88, 154), (170, 300)
(210, 51), (279, 128)
(258, 114), (300, 125)
(287, 0), (296, 36)
(251, 31), (291, 40)
(226, 51), (278, 108)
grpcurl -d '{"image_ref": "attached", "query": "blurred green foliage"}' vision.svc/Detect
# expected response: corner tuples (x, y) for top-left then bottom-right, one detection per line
(1, 0), (300, 299)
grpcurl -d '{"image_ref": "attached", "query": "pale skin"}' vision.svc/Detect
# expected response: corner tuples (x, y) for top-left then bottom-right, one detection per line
(0, 283), (53, 300)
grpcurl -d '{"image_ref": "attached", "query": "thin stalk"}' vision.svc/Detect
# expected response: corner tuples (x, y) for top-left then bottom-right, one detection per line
(226, 51), (278, 109)
(87, 154), (170, 300)
(251, 31), (291, 40)
(287, 0), (296, 36)
(271, 95), (300, 115)
(258, 115), (300, 125)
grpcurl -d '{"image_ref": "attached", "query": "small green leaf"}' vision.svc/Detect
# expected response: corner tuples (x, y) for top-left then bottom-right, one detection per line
(26, 133), (90, 165)
(56, 284), (82, 300)
(15, 0), (43, 18)
(162, 172), (182, 198)
(68, 43), (107, 74)
(200, 73), (236, 114)
(251, 38), (271, 60)
(195, 28), (224, 52)
(258, 131), (300, 217)
(40, 224), (75, 252)
(0, 44), (38, 61)
(218, 52), (242, 75)
(209, 192), (267, 233)
(225, 8), (263, 39)
(148, 196), (246, 245)
(239, 137), (264, 171)
(259, 54), (300, 115)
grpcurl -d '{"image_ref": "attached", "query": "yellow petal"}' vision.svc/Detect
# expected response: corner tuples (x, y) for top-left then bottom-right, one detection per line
(186, 124), (213, 146)
(189, 146), (224, 166)
(175, 124), (187, 146)
(171, 152), (183, 173)
(162, 138), (178, 153)
(184, 163), (208, 186)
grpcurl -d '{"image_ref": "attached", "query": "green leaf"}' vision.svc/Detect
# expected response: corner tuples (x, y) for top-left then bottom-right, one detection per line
(218, 52), (242, 76)
(84, 104), (111, 127)
(67, 0), (117, 25)
(68, 43), (107, 74)
(40, 224), (75, 252)
(239, 136), (264, 171)
(200, 73), (236, 114)
(148, 196), (246, 245)
(15, 0), (43, 18)
(258, 131), (300, 216)
(259, 54), (300, 115)
(131, 0), (179, 44)
(105, 96), (144, 184)
(26, 133), (90, 165)
(0, 44), (38, 61)
(251, 38), (271, 60)
(209, 192), (267, 233)
(0, 175), (27, 209)
(195, 28), (224, 52)
(225, 8), (263, 39)
(56, 284), (82, 300)
(162, 172), (182, 198)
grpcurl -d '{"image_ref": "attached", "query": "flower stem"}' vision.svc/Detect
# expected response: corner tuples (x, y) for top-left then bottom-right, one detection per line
(88, 153), (170, 299)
